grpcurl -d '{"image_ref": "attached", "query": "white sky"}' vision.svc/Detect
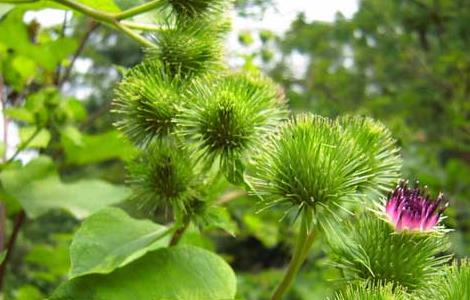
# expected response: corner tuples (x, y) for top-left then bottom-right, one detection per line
(3, 1), (358, 161)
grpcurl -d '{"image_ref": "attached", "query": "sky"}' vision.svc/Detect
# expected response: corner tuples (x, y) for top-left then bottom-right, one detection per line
(3, 0), (358, 160)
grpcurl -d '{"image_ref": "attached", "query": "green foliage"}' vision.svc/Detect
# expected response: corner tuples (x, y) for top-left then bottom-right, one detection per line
(421, 259), (470, 300)
(0, 157), (130, 219)
(51, 245), (237, 300)
(113, 61), (182, 146)
(62, 130), (137, 165)
(69, 207), (170, 278)
(333, 283), (408, 300)
(328, 214), (450, 291)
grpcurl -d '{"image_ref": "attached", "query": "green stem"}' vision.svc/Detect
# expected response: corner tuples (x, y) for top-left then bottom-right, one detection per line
(6, 127), (41, 163)
(49, 0), (157, 48)
(271, 210), (316, 300)
(0, 0), (38, 3)
(54, 0), (115, 23)
(120, 21), (164, 32)
(115, 0), (164, 20)
(169, 216), (190, 246)
(112, 21), (155, 48)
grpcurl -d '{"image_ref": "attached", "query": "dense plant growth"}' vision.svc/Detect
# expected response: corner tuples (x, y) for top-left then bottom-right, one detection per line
(0, 0), (468, 299)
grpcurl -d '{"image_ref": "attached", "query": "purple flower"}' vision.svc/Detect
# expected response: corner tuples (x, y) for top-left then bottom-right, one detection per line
(385, 181), (448, 231)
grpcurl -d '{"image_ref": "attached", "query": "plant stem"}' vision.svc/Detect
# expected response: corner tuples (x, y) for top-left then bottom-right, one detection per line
(0, 210), (25, 290)
(54, 0), (115, 23)
(6, 127), (41, 163)
(59, 20), (99, 87)
(120, 21), (164, 32)
(112, 20), (155, 48)
(169, 216), (190, 246)
(271, 210), (316, 300)
(50, 0), (157, 48)
(115, 0), (164, 20)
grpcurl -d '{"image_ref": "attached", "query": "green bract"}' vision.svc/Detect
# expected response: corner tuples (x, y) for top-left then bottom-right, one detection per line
(421, 259), (470, 300)
(177, 72), (287, 181)
(248, 114), (368, 221)
(113, 61), (181, 146)
(333, 283), (408, 300)
(338, 115), (401, 194)
(328, 214), (450, 291)
(127, 139), (203, 214)
(147, 20), (224, 79)
(159, 0), (228, 19)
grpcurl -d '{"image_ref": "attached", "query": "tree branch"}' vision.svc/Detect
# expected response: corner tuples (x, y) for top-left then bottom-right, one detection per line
(0, 210), (26, 290)
(58, 20), (99, 88)
(6, 126), (41, 163)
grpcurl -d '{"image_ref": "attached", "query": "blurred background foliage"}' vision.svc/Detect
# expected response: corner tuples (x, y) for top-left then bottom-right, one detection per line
(0, 0), (468, 299)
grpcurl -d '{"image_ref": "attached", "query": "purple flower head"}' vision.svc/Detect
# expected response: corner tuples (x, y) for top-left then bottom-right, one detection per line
(385, 180), (448, 232)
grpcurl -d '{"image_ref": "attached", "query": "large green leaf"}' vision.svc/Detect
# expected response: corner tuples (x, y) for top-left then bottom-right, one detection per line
(62, 130), (137, 165)
(69, 207), (170, 278)
(0, 157), (130, 219)
(51, 246), (237, 300)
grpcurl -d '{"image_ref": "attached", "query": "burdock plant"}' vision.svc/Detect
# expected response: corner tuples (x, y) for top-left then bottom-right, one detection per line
(328, 181), (450, 292)
(113, 61), (182, 146)
(178, 72), (287, 183)
(248, 113), (402, 299)
(21, 0), (464, 299)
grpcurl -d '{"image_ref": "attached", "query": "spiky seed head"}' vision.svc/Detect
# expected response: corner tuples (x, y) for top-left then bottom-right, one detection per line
(328, 214), (450, 291)
(333, 283), (408, 300)
(147, 21), (224, 80)
(177, 71), (287, 181)
(338, 115), (401, 194)
(127, 139), (203, 214)
(113, 61), (181, 146)
(421, 259), (470, 299)
(247, 113), (369, 222)
(160, 0), (228, 20)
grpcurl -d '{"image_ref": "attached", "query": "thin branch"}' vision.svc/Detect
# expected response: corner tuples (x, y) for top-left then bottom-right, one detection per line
(169, 216), (191, 246)
(0, 0), (38, 3)
(0, 203), (5, 252)
(0, 75), (7, 162)
(54, 10), (69, 85)
(4, 0), (157, 48)
(6, 127), (41, 163)
(0, 210), (26, 290)
(54, 0), (115, 23)
(115, 0), (164, 20)
(58, 20), (99, 88)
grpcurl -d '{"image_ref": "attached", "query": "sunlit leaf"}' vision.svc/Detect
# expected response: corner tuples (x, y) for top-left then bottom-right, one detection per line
(62, 130), (137, 165)
(19, 126), (51, 148)
(0, 156), (130, 219)
(51, 246), (237, 300)
(69, 207), (170, 278)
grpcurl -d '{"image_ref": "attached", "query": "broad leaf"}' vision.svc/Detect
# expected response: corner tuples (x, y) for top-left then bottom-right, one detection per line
(0, 157), (130, 219)
(51, 246), (237, 300)
(69, 207), (170, 278)
(19, 127), (51, 148)
(62, 130), (137, 165)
